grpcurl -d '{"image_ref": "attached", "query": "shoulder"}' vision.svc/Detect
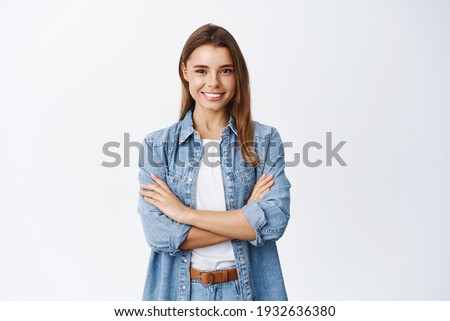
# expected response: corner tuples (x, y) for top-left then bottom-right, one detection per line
(142, 120), (182, 146)
(252, 120), (283, 141)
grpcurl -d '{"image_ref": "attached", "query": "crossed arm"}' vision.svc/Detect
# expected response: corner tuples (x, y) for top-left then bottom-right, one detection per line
(139, 173), (274, 250)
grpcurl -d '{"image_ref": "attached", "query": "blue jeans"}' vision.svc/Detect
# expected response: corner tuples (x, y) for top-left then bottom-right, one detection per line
(190, 279), (243, 301)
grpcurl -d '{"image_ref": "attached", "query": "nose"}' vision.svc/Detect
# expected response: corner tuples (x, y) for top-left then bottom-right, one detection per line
(207, 73), (219, 87)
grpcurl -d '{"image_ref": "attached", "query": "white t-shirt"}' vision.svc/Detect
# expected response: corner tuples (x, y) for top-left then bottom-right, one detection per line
(190, 139), (236, 271)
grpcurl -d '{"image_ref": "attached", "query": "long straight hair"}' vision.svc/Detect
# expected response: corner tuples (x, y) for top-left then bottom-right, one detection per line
(178, 23), (259, 167)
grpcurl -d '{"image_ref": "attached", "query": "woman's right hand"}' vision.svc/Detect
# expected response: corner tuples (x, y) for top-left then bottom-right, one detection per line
(247, 173), (274, 204)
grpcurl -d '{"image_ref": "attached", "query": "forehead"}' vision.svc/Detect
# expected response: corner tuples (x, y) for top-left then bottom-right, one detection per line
(187, 44), (233, 66)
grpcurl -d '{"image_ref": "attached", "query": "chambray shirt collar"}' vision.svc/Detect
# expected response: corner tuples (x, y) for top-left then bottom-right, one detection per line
(179, 108), (238, 143)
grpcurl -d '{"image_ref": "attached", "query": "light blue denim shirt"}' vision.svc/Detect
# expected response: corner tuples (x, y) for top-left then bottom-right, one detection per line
(137, 108), (291, 301)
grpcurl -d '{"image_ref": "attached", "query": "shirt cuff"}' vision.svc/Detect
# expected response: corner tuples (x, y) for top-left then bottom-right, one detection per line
(169, 222), (192, 255)
(242, 201), (267, 246)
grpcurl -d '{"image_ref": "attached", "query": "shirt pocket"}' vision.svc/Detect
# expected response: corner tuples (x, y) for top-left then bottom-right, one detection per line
(232, 167), (256, 203)
(165, 169), (183, 197)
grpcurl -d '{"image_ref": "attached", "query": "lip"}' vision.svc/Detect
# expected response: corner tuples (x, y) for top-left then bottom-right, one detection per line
(201, 92), (225, 101)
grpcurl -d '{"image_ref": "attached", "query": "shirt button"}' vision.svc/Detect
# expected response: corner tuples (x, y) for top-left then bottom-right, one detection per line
(226, 176), (230, 180)
(188, 177), (193, 182)
(183, 258), (187, 263)
(182, 285), (186, 289)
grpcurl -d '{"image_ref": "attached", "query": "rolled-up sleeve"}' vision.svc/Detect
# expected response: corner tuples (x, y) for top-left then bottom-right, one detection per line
(137, 137), (191, 254)
(241, 128), (291, 246)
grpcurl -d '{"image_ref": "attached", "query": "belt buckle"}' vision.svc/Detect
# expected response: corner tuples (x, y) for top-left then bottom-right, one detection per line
(199, 271), (215, 286)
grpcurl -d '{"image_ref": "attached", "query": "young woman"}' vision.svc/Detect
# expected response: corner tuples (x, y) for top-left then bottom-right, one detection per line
(138, 23), (291, 301)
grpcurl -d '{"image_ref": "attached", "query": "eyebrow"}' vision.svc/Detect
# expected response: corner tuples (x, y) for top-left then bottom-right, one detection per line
(192, 64), (235, 69)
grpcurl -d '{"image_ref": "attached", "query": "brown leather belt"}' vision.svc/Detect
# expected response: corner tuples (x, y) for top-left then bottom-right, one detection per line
(190, 267), (238, 286)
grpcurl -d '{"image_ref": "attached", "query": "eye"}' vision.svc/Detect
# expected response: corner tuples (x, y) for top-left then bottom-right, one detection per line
(221, 69), (234, 74)
(194, 69), (206, 74)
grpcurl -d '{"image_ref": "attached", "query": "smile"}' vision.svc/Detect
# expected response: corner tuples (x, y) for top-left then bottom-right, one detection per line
(202, 92), (224, 101)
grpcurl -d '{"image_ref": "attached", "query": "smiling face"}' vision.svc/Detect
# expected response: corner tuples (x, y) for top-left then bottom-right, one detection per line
(181, 44), (236, 114)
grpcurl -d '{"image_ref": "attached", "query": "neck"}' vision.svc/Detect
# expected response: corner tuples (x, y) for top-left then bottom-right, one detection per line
(192, 106), (229, 140)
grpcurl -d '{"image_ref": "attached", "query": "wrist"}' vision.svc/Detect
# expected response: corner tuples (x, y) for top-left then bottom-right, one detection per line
(181, 206), (195, 225)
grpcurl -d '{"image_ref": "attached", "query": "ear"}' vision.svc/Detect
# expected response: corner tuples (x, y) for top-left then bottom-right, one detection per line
(181, 62), (189, 82)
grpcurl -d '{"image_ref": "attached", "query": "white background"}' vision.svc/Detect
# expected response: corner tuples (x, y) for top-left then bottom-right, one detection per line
(1, 0), (449, 300)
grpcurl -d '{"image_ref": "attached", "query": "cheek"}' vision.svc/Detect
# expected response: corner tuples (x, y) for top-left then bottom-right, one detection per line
(188, 77), (203, 95)
(227, 82), (236, 100)
(188, 85), (196, 98)
(226, 78), (236, 94)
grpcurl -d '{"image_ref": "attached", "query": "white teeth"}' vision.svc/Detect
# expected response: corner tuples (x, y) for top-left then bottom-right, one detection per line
(204, 92), (222, 98)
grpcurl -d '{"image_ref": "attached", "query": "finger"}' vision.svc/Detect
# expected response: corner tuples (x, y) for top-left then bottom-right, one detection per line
(257, 175), (274, 189)
(253, 191), (265, 202)
(254, 187), (272, 202)
(254, 179), (274, 198)
(250, 191), (262, 202)
(140, 183), (157, 191)
(250, 186), (265, 201)
(143, 194), (155, 203)
(257, 188), (271, 201)
(140, 184), (166, 195)
(142, 181), (171, 197)
(262, 179), (275, 189)
(248, 174), (274, 203)
(249, 185), (264, 200)
(140, 189), (166, 203)
(150, 173), (172, 193)
(253, 177), (274, 195)
(252, 176), (267, 190)
(256, 173), (273, 187)
(255, 173), (267, 183)
(143, 196), (162, 208)
(140, 189), (157, 199)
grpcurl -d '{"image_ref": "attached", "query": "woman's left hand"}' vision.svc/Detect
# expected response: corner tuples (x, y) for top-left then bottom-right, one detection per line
(140, 173), (191, 224)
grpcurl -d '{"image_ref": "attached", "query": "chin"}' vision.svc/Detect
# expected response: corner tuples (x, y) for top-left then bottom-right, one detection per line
(203, 105), (228, 112)
(199, 100), (231, 112)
